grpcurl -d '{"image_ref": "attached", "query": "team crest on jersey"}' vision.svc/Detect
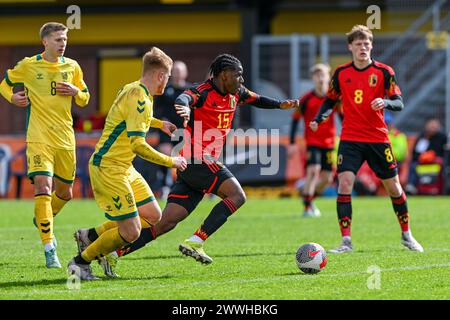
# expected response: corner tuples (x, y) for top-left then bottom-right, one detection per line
(36, 73), (43, 80)
(61, 72), (68, 81)
(33, 155), (41, 166)
(369, 74), (377, 87)
(230, 96), (236, 109)
(125, 193), (133, 205)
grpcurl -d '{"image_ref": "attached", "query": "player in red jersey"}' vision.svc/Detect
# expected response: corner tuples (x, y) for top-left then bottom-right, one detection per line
(289, 63), (337, 218)
(89, 54), (298, 273)
(310, 25), (423, 253)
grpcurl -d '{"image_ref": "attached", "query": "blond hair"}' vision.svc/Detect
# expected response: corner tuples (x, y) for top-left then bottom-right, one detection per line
(142, 47), (173, 75)
(310, 63), (331, 76)
(346, 25), (373, 44)
(40, 22), (68, 39)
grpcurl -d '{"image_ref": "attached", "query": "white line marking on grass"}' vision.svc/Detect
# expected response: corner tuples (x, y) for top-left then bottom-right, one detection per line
(426, 247), (450, 252)
(1, 262), (449, 297)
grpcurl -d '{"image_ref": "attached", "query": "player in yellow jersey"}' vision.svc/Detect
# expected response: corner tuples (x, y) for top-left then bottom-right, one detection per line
(67, 47), (187, 280)
(0, 22), (90, 268)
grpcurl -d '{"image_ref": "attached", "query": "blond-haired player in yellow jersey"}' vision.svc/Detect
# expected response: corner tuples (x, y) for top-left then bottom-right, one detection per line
(67, 47), (187, 280)
(0, 22), (90, 268)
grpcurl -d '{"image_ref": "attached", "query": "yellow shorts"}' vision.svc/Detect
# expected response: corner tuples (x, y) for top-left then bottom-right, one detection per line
(27, 143), (75, 184)
(89, 163), (155, 221)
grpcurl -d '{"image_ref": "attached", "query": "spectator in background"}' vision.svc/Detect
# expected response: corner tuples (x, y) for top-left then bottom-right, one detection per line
(406, 117), (448, 194)
(151, 60), (191, 198)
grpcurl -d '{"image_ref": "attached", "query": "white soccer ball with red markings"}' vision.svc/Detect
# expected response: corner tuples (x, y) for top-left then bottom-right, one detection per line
(296, 242), (328, 274)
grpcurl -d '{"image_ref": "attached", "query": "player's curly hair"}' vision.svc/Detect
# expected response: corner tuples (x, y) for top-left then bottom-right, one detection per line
(209, 54), (242, 78)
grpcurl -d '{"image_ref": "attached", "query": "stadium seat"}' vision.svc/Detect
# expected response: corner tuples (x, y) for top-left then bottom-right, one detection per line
(76, 145), (94, 198)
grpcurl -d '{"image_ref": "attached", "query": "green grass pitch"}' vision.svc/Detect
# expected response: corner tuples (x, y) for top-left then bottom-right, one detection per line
(0, 197), (449, 300)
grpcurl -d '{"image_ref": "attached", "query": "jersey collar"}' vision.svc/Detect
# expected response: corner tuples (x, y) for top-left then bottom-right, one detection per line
(139, 82), (150, 97)
(37, 53), (65, 63)
(351, 60), (374, 72)
(210, 78), (227, 96)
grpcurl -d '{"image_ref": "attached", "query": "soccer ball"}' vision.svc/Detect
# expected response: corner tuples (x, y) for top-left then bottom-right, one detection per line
(295, 242), (328, 274)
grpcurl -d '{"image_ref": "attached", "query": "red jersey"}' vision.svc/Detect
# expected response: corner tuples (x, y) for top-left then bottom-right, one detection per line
(292, 90), (335, 149)
(327, 60), (401, 143)
(180, 79), (257, 160)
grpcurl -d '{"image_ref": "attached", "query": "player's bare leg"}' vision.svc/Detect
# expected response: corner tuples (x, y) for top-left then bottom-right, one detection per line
(33, 175), (61, 268)
(303, 164), (321, 217)
(382, 175), (423, 252)
(308, 170), (333, 217)
(329, 171), (354, 253)
(180, 177), (246, 264)
(316, 170), (333, 194)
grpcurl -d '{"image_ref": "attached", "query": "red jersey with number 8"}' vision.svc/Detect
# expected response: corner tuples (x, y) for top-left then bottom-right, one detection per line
(327, 61), (401, 143)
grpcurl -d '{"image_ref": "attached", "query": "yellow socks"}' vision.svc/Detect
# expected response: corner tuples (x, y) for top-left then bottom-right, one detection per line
(95, 220), (117, 236)
(81, 227), (128, 262)
(51, 191), (69, 217)
(95, 217), (151, 237)
(34, 195), (53, 245)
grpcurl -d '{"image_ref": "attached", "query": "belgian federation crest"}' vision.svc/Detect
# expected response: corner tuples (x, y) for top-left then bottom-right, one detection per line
(230, 96), (236, 109)
(369, 74), (377, 87)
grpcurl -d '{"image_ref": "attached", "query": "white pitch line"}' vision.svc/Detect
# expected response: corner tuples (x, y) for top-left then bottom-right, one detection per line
(1, 262), (449, 297)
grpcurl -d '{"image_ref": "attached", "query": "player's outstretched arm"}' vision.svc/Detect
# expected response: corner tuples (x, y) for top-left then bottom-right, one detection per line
(174, 92), (194, 127)
(130, 135), (187, 171)
(238, 87), (299, 110)
(310, 98), (337, 132)
(150, 118), (177, 137)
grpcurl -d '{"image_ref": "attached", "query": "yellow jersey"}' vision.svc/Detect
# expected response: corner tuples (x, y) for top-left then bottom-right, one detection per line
(0, 53), (90, 150)
(91, 80), (171, 169)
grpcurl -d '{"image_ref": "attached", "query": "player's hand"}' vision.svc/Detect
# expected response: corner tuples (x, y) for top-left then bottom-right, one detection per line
(56, 82), (79, 96)
(11, 91), (28, 107)
(175, 104), (190, 128)
(172, 156), (187, 172)
(309, 120), (319, 132)
(280, 99), (300, 110)
(371, 98), (385, 111)
(161, 121), (177, 137)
